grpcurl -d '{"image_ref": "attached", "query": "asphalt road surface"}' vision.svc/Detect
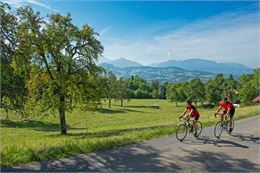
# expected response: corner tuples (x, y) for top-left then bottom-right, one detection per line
(2, 115), (260, 172)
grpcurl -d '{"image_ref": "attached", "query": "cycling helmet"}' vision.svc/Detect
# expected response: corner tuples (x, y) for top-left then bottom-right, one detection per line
(186, 99), (192, 104)
(223, 97), (228, 101)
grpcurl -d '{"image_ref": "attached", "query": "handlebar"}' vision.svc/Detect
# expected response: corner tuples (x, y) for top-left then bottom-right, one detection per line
(179, 116), (189, 122)
(214, 112), (222, 118)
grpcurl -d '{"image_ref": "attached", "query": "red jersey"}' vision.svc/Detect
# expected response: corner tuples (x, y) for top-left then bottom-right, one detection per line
(186, 105), (200, 117)
(219, 101), (234, 111)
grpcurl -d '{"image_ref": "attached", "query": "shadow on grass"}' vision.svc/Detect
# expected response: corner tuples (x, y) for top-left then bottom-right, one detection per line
(96, 108), (146, 114)
(125, 105), (150, 108)
(47, 123), (176, 138)
(0, 120), (86, 132)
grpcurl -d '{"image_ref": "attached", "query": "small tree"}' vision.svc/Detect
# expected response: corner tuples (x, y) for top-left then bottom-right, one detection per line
(206, 79), (220, 106)
(222, 74), (238, 102)
(187, 78), (205, 106)
(117, 77), (131, 107)
(238, 71), (259, 105)
(105, 72), (118, 108)
(166, 84), (179, 106)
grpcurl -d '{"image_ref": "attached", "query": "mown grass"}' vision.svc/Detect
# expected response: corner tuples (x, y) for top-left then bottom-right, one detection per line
(0, 99), (259, 167)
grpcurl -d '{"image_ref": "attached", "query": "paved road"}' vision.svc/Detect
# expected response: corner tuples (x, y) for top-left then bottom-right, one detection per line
(2, 115), (260, 172)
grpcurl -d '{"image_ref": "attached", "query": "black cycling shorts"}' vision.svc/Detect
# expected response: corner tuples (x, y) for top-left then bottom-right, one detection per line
(191, 115), (199, 121)
(223, 109), (235, 118)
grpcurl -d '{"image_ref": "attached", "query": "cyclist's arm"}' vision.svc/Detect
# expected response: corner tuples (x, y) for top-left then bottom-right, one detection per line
(181, 109), (188, 117)
(188, 109), (193, 117)
(215, 106), (222, 114)
(185, 109), (193, 119)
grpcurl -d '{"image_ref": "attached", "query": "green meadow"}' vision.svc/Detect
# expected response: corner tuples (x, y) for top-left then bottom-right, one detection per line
(1, 99), (259, 167)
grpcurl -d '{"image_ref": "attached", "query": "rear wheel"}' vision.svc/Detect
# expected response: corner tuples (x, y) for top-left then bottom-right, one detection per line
(193, 121), (202, 137)
(176, 124), (188, 142)
(214, 121), (223, 139)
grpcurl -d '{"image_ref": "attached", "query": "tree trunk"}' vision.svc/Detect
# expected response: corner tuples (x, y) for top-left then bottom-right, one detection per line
(109, 99), (111, 108)
(69, 96), (72, 112)
(59, 95), (67, 135)
(0, 95), (2, 108)
(121, 99), (123, 107)
(175, 101), (178, 107)
(5, 107), (9, 120)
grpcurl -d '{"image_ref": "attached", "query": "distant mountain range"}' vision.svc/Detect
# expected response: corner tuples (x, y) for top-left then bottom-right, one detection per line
(152, 58), (252, 75)
(99, 58), (253, 83)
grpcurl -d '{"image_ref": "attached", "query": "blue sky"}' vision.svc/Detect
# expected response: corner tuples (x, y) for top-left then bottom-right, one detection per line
(3, 0), (260, 68)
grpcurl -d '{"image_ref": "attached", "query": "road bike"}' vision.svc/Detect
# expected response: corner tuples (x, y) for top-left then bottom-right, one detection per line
(176, 116), (202, 142)
(214, 113), (234, 139)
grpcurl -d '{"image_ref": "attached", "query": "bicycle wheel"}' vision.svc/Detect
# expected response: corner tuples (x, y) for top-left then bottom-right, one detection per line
(193, 121), (202, 137)
(214, 121), (223, 139)
(176, 124), (188, 142)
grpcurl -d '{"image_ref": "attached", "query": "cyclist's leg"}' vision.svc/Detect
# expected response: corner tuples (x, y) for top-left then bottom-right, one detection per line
(189, 116), (195, 132)
(221, 110), (226, 121)
(229, 109), (235, 132)
(193, 116), (199, 135)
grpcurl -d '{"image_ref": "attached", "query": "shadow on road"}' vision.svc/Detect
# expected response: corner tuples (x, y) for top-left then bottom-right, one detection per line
(178, 148), (259, 172)
(182, 135), (249, 149)
(3, 142), (259, 172)
(2, 144), (181, 172)
(230, 133), (260, 144)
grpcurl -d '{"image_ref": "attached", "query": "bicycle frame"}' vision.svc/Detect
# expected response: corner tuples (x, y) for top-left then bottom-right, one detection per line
(179, 117), (193, 127)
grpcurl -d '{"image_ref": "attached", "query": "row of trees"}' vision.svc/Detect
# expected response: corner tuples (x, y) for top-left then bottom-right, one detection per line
(100, 74), (168, 108)
(100, 70), (259, 107)
(166, 71), (259, 106)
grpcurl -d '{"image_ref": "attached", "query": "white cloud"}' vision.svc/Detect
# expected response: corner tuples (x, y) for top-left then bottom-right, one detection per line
(3, 0), (57, 11)
(101, 7), (260, 68)
(99, 26), (112, 37)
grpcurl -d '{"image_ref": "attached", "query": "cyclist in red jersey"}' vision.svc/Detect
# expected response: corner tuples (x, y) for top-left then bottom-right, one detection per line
(181, 100), (200, 133)
(215, 97), (235, 133)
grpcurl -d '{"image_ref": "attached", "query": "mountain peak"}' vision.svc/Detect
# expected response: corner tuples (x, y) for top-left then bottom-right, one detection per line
(109, 58), (143, 68)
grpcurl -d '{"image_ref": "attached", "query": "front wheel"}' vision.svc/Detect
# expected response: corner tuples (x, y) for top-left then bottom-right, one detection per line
(214, 121), (223, 139)
(176, 124), (188, 142)
(193, 121), (202, 137)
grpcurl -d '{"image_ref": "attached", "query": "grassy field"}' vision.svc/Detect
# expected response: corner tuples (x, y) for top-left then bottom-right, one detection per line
(1, 99), (260, 167)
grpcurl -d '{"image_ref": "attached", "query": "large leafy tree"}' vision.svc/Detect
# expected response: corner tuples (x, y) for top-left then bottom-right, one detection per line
(12, 7), (103, 134)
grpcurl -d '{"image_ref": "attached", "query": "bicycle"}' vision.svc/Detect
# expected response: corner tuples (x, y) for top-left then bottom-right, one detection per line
(214, 113), (234, 139)
(176, 116), (202, 142)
